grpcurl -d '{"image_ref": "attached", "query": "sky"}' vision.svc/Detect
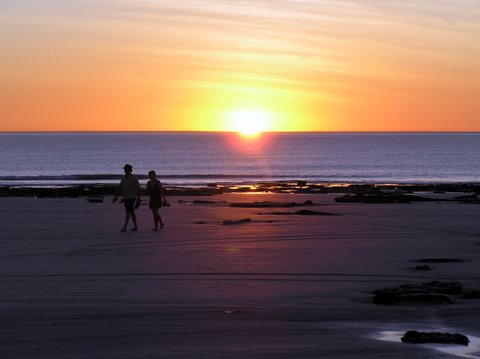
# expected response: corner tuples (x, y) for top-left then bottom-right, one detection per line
(1, 0), (479, 132)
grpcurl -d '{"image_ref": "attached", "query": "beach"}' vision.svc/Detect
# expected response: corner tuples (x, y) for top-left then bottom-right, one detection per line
(1, 192), (480, 358)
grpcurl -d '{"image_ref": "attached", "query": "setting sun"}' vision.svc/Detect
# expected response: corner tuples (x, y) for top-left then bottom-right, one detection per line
(228, 109), (272, 136)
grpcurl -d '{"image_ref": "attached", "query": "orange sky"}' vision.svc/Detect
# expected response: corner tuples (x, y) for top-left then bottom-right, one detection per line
(1, 1), (480, 132)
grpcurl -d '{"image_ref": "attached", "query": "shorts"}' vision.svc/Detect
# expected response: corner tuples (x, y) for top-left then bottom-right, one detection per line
(124, 199), (136, 211)
(149, 198), (162, 209)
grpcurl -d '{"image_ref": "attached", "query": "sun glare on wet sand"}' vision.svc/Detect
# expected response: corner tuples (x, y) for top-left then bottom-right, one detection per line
(228, 109), (272, 137)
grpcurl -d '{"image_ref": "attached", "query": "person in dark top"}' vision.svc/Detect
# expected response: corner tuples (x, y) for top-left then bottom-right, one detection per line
(113, 164), (140, 232)
(146, 170), (166, 231)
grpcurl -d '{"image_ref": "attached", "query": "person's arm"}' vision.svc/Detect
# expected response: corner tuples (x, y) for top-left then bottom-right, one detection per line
(136, 177), (141, 201)
(160, 182), (167, 202)
(133, 177), (141, 209)
(158, 181), (166, 201)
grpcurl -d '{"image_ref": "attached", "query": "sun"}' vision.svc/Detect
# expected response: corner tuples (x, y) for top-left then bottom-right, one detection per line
(228, 109), (272, 136)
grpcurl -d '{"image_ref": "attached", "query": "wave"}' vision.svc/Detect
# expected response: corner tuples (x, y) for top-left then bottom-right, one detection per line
(1, 174), (478, 187)
(0, 174), (313, 188)
(0, 174), (301, 181)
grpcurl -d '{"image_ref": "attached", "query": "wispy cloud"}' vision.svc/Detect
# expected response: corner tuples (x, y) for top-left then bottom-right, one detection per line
(1, 0), (479, 130)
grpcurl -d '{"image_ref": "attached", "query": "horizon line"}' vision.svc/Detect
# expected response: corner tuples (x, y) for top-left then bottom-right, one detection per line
(1, 130), (480, 134)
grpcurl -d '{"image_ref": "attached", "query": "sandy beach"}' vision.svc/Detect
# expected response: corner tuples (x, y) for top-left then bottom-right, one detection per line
(1, 192), (480, 358)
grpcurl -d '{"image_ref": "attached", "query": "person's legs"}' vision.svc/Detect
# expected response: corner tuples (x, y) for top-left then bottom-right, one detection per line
(122, 199), (137, 231)
(151, 208), (158, 231)
(157, 210), (164, 230)
(130, 209), (138, 231)
(121, 209), (130, 231)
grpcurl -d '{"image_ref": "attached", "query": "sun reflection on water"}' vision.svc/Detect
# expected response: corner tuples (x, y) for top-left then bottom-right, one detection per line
(224, 131), (273, 155)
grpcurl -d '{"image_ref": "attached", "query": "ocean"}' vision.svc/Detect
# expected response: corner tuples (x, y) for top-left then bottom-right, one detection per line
(0, 132), (479, 187)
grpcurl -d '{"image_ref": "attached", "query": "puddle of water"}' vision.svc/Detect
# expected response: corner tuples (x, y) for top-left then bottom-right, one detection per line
(378, 330), (480, 358)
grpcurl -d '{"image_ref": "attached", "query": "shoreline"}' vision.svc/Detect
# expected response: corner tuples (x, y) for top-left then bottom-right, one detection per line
(1, 181), (479, 198)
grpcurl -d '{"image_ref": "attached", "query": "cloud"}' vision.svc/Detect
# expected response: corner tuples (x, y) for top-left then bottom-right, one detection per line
(1, 0), (479, 130)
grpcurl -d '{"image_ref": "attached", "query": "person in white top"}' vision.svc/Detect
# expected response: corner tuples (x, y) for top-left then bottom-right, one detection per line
(113, 164), (140, 232)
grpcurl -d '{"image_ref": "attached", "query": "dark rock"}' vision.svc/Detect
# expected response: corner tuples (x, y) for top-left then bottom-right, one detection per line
(334, 194), (409, 204)
(193, 200), (216, 204)
(401, 331), (469, 345)
(194, 221), (206, 225)
(334, 193), (439, 204)
(422, 281), (463, 295)
(454, 193), (478, 201)
(294, 180), (307, 186)
(417, 258), (464, 263)
(3, 182), (480, 198)
(372, 281), (462, 305)
(303, 200), (314, 205)
(294, 209), (338, 216)
(403, 195), (445, 202)
(462, 290), (480, 299)
(373, 292), (453, 305)
(347, 184), (378, 194)
(235, 186), (254, 192)
(222, 218), (252, 226)
(415, 265), (430, 271)
(433, 184), (474, 193)
(261, 212), (294, 215)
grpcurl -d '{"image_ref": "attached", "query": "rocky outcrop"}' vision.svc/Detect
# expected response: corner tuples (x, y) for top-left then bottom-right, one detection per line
(222, 218), (252, 225)
(415, 265), (430, 271)
(417, 258), (464, 263)
(463, 290), (480, 299)
(372, 281), (463, 305)
(454, 193), (479, 202)
(334, 193), (437, 204)
(401, 331), (469, 345)
(293, 209), (339, 216)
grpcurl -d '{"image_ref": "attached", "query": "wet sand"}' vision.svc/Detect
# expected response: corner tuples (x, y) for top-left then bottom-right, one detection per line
(1, 193), (480, 358)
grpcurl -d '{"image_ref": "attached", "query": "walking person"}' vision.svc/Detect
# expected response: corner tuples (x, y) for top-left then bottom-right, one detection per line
(146, 170), (166, 231)
(113, 164), (141, 232)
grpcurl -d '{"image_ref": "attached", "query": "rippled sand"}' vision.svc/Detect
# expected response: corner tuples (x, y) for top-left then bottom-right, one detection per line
(1, 193), (479, 358)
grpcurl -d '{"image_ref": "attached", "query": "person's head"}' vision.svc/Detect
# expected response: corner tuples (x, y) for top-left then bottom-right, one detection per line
(123, 164), (133, 174)
(148, 170), (156, 180)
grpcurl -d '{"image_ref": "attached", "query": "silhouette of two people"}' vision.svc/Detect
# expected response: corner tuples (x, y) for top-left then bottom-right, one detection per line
(113, 164), (166, 232)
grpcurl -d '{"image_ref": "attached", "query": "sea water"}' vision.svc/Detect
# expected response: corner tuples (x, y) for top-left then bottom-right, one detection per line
(0, 132), (479, 187)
